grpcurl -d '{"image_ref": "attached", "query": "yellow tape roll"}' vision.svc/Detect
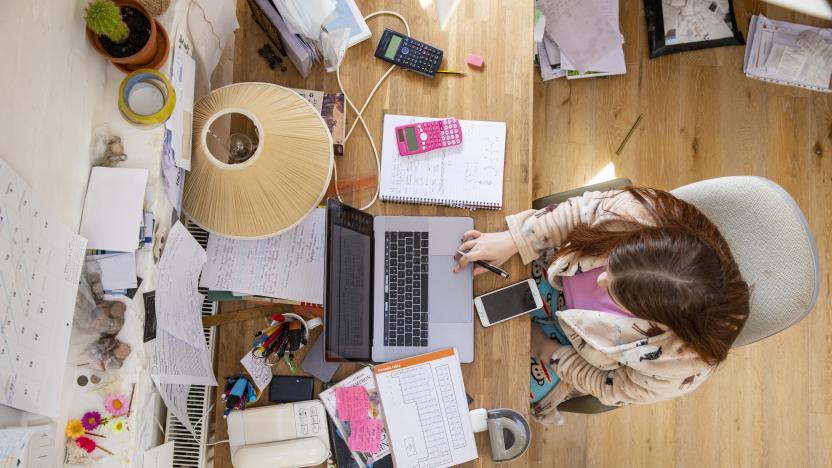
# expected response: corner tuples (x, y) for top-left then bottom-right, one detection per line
(118, 68), (176, 128)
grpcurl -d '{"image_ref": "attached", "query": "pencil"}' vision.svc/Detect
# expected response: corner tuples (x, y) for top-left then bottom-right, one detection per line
(615, 114), (643, 155)
(436, 70), (466, 76)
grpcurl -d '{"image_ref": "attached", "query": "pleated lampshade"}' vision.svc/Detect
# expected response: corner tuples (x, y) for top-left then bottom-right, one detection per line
(183, 83), (333, 238)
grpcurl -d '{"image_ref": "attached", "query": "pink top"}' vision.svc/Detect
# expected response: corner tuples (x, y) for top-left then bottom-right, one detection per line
(561, 267), (632, 317)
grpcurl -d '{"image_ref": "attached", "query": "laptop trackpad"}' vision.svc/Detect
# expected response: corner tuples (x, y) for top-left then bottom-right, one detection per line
(428, 255), (472, 323)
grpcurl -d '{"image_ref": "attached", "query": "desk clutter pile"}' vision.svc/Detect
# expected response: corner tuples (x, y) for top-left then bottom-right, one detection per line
(535, 0), (832, 92)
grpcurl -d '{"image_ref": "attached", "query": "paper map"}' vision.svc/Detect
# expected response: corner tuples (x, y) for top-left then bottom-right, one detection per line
(0, 159), (86, 417)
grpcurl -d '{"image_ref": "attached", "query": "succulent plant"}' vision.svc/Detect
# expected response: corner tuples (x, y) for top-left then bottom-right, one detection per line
(85, 0), (129, 43)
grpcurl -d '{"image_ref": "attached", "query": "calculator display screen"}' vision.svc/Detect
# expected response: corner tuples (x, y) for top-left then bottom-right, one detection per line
(385, 35), (402, 59)
(404, 127), (418, 150)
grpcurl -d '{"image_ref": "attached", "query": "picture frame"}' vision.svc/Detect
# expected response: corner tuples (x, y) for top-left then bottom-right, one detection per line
(644, 0), (745, 58)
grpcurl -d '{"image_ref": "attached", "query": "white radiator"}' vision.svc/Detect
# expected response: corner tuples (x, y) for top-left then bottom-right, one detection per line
(163, 222), (218, 467)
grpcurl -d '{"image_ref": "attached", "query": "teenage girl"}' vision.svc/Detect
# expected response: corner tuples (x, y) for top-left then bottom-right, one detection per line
(454, 187), (750, 421)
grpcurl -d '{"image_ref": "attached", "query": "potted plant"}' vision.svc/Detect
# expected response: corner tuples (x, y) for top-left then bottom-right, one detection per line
(85, 0), (169, 71)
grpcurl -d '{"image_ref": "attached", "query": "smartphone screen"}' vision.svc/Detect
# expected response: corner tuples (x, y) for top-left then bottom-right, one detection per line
(481, 281), (539, 324)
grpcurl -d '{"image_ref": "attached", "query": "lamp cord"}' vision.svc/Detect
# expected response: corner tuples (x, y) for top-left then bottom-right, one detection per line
(334, 11), (411, 211)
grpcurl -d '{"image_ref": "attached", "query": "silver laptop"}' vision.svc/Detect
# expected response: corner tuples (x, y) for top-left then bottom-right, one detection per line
(323, 199), (474, 363)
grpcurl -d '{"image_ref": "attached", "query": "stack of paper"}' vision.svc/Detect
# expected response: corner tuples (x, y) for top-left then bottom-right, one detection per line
(535, 0), (626, 81)
(744, 14), (832, 92)
(79, 167), (148, 294)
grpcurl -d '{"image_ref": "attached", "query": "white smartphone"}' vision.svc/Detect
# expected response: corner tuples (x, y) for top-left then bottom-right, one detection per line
(474, 279), (543, 327)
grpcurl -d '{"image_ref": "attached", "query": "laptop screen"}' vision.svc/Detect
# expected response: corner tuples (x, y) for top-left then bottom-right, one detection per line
(324, 199), (373, 362)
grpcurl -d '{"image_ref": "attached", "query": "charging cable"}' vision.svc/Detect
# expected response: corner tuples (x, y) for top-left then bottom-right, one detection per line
(334, 11), (411, 211)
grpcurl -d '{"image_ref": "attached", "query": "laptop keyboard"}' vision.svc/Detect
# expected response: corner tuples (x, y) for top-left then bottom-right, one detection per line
(384, 231), (429, 347)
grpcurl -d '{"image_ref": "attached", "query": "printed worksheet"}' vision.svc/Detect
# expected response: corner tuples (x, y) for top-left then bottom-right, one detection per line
(374, 348), (478, 468)
(0, 159), (86, 417)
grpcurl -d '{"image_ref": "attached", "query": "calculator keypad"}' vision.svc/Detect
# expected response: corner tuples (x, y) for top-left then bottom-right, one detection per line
(395, 37), (442, 76)
(416, 119), (462, 151)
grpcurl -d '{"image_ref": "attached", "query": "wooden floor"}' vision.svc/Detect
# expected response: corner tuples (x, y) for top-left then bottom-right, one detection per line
(529, 2), (832, 467)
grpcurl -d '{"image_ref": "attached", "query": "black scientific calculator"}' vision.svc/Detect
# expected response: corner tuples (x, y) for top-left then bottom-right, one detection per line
(374, 28), (443, 78)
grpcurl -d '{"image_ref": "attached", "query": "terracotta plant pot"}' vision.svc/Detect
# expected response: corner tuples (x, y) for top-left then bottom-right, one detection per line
(86, 0), (168, 71)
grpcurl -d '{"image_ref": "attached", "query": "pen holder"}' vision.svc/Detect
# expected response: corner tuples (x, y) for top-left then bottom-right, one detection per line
(281, 313), (323, 351)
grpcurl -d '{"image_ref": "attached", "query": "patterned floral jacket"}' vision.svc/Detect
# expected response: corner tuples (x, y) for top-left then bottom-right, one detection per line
(507, 190), (714, 408)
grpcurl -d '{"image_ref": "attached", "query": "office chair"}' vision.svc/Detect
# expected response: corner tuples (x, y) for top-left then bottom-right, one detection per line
(532, 177), (821, 414)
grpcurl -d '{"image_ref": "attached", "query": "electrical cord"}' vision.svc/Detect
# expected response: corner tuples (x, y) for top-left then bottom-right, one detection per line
(334, 11), (411, 211)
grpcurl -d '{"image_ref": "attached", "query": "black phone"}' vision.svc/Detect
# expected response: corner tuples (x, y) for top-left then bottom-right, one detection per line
(268, 375), (314, 403)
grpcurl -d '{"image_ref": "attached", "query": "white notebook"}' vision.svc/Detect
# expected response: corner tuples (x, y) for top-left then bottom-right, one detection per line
(380, 115), (506, 209)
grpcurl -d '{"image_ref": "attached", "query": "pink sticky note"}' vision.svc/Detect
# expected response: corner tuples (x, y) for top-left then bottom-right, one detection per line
(347, 418), (383, 453)
(467, 54), (484, 68)
(336, 386), (369, 422)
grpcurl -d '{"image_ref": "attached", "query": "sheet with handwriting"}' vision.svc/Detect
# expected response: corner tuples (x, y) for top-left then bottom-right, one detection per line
(200, 208), (325, 303)
(155, 221), (207, 350)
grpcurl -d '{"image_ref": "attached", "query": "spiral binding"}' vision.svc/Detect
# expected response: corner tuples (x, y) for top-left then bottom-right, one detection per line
(380, 194), (501, 210)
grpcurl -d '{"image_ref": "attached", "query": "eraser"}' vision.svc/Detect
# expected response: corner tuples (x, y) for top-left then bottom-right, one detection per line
(466, 54), (484, 68)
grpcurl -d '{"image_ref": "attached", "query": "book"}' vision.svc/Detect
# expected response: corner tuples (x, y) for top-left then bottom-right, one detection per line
(373, 348), (478, 468)
(247, 0), (315, 78)
(318, 367), (393, 468)
(743, 14), (832, 93)
(379, 115), (507, 210)
(292, 88), (347, 156)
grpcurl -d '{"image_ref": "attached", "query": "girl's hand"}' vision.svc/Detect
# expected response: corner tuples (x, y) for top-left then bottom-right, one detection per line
(453, 230), (518, 275)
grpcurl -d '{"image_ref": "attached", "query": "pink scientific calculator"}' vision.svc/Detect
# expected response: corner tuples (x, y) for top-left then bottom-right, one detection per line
(395, 118), (462, 156)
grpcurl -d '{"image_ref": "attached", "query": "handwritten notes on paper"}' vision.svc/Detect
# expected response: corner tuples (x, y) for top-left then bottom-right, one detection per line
(156, 222), (207, 350)
(200, 208), (325, 303)
(240, 352), (272, 392)
(336, 387), (369, 422)
(348, 419), (383, 453)
(0, 160), (86, 417)
(538, 0), (623, 73)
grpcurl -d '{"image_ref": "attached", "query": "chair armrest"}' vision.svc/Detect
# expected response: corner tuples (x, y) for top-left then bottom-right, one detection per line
(532, 178), (633, 210)
(556, 395), (618, 414)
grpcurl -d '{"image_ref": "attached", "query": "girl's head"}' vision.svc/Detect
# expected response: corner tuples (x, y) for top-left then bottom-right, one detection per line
(557, 187), (750, 365)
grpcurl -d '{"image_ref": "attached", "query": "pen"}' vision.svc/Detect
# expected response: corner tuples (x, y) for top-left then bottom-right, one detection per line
(457, 250), (510, 278)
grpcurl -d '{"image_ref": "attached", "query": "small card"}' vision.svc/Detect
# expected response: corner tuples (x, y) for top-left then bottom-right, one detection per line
(347, 418), (383, 453)
(240, 352), (273, 392)
(336, 386), (369, 422)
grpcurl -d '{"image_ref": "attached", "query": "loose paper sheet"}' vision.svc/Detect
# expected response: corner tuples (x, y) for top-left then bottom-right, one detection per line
(152, 377), (195, 435)
(200, 208), (325, 303)
(0, 159), (86, 417)
(168, 47), (196, 171)
(156, 222), (207, 349)
(147, 330), (216, 386)
(373, 349), (478, 468)
(538, 0), (623, 73)
(240, 352), (273, 392)
(86, 252), (137, 291)
(79, 167), (148, 252)
(0, 425), (53, 468)
(142, 441), (174, 468)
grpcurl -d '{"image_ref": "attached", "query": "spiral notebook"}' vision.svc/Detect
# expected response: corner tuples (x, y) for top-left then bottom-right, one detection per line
(380, 114), (506, 209)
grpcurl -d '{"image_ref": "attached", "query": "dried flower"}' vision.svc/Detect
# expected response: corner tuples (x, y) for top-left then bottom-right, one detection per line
(110, 418), (125, 434)
(65, 419), (85, 439)
(82, 411), (102, 431)
(76, 436), (96, 454)
(104, 393), (129, 417)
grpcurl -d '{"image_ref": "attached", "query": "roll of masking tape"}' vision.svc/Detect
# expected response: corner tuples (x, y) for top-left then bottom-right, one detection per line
(118, 68), (176, 128)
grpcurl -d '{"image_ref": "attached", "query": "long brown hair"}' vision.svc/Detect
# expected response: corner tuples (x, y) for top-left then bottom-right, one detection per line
(557, 187), (749, 365)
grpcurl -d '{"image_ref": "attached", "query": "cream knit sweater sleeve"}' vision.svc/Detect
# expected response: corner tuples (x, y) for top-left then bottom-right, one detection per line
(505, 190), (641, 264)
